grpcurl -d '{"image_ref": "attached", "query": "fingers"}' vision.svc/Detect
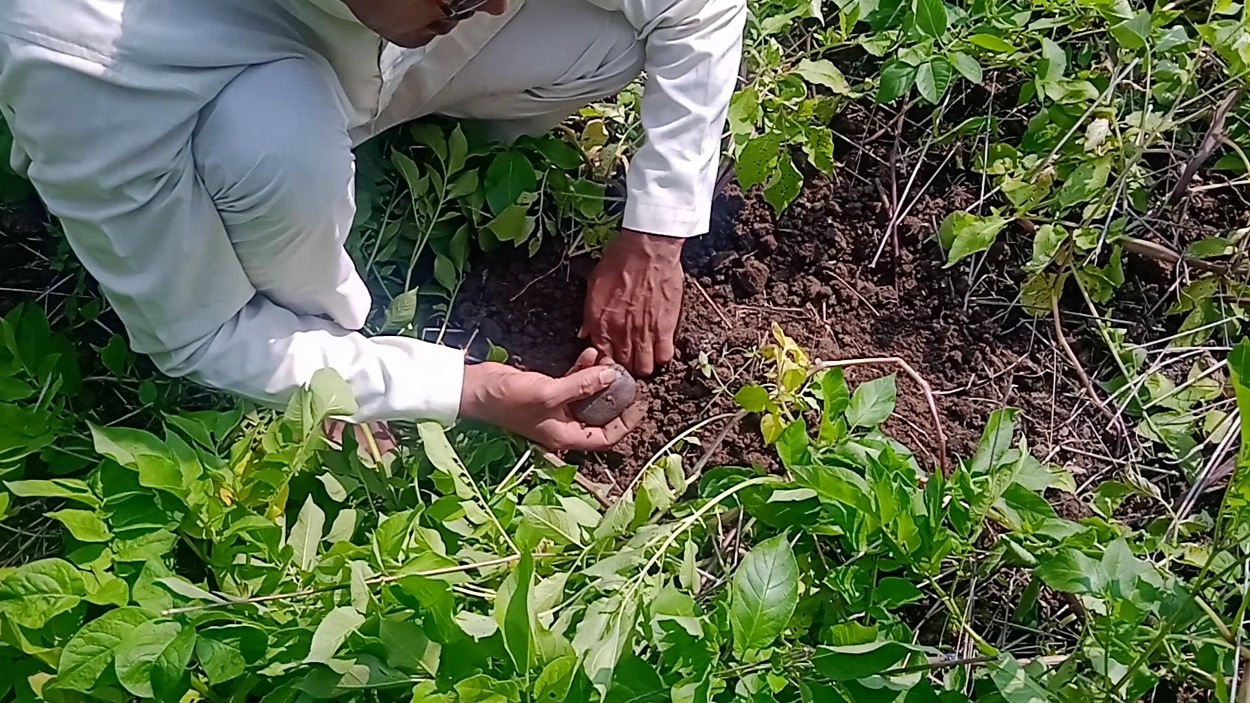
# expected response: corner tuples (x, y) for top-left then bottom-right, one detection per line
(548, 401), (646, 451)
(656, 325), (676, 368)
(544, 365), (619, 407)
(568, 347), (600, 375)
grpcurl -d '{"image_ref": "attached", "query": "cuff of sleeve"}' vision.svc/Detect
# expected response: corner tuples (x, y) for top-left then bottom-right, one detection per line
(370, 336), (465, 426)
(623, 198), (711, 238)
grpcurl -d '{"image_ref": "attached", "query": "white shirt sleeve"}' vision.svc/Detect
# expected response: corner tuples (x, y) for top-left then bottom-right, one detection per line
(599, 0), (747, 238)
(0, 42), (465, 425)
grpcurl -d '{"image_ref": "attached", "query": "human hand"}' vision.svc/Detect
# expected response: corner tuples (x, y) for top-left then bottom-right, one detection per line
(582, 229), (684, 376)
(342, 0), (508, 48)
(459, 349), (644, 451)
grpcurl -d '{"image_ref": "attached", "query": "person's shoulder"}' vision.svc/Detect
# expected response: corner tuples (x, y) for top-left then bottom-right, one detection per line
(0, 0), (303, 76)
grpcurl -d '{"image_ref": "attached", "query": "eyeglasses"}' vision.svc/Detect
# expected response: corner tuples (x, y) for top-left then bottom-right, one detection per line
(434, 0), (493, 21)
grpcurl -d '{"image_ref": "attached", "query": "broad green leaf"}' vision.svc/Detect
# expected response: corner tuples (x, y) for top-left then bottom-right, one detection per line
(56, 607), (157, 692)
(0, 558), (86, 629)
(531, 135), (584, 170)
(915, 56), (950, 103)
(728, 86), (761, 135)
(385, 290), (419, 332)
(326, 508), (358, 543)
(875, 577), (924, 607)
(735, 384), (771, 412)
(1035, 549), (1108, 595)
(876, 61), (916, 103)
(4, 479), (99, 507)
(114, 619), (195, 700)
(309, 368), (358, 419)
(970, 409), (1017, 475)
(803, 125), (836, 175)
(1027, 224), (1068, 273)
(1110, 12), (1151, 50)
(989, 655), (1049, 703)
(155, 577), (225, 603)
(418, 422), (476, 500)
(737, 133), (783, 191)
(915, 0), (947, 37)
(305, 606), (366, 664)
(939, 211), (1009, 266)
(594, 492), (635, 542)
(90, 423), (168, 467)
(811, 640), (912, 681)
(485, 151), (537, 215)
(951, 52), (983, 84)
(534, 655), (578, 703)
(502, 553), (534, 671)
(380, 619), (440, 676)
(487, 204), (536, 244)
(48, 509), (112, 542)
(448, 125), (469, 174)
(1056, 155), (1111, 209)
(572, 593), (639, 696)
(195, 625), (267, 686)
(520, 506), (582, 546)
(794, 59), (852, 94)
(846, 375), (897, 428)
(790, 464), (874, 512)
(764, 152), (803, 213)
(730, 534), (798, 652)
(0, 377), (33, 401)
(289, 495), (325, 572)
(968, 34), (1016, 52)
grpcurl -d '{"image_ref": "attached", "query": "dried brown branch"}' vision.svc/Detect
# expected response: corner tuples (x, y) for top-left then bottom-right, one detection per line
(1169, 88), (1244, 207)
(1049, 292), (1126, 435)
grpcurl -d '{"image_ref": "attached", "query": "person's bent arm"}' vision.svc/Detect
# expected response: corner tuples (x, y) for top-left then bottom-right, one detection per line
(584, 0), (747, 375)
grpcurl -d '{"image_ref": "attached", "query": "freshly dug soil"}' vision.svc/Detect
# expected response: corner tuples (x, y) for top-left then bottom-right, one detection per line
(455, 170), (1114, 484)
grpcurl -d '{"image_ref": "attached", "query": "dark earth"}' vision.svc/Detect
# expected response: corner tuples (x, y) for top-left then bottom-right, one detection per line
(455, 167), (1121, 489)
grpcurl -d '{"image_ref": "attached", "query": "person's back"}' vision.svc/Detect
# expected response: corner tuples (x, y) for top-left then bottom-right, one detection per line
(0, 0), (745, 451)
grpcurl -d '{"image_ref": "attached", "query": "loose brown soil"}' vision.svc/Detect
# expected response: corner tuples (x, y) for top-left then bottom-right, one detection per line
(455, 168), (1118, 485)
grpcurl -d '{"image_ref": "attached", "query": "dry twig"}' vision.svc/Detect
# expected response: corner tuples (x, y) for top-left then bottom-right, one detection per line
(1168, 88), (1244, 207)
(1049, 292), (1126, 434)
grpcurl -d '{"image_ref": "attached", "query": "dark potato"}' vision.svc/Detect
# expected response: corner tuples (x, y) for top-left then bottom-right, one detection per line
(571, 365), (638, 427)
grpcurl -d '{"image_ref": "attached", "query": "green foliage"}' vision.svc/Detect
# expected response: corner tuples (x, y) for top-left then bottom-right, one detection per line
(1, 321), (1244, 702)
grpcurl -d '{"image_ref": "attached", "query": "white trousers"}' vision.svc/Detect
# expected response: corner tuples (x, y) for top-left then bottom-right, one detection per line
(197, 0), (643, 333)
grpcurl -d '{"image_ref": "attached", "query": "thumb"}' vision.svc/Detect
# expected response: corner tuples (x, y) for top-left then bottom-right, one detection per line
(545, 365), (619, 407)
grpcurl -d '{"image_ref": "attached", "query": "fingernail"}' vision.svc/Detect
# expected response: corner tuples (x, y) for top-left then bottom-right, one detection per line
(599, 368), (618, 383)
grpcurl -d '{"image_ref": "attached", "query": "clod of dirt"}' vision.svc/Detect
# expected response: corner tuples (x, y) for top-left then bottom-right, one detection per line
(571, 365), (637, 426)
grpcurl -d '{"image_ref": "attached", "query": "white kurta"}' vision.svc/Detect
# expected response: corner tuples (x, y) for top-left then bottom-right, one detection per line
(0, 0), (745, 423)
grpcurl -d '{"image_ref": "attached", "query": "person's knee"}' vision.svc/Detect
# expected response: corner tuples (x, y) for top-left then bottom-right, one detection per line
(193, 59), (354, 238)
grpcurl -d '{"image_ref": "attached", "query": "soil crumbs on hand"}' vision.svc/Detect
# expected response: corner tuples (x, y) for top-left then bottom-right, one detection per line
(456, 172), (1116, 490)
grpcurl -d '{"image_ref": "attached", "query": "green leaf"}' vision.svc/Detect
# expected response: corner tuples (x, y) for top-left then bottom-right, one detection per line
(968, 34), (1016, 52)
(951, 52), (983, 84)
(594, 492), (635, 542)
(448, 125), (469, 174)
(155, 576), (225, 603)
(487, 204), (536, 244)
(989, 655), (1049, 703)
(970, 409), (1017, 475)
(1027, 224), (1068, 273)
(915, 0), (947, 37)
(811, 641), (913, 681)
(572, 593), (639, 696)
(730, 534), (798, 652)
(519, 506), (582, 546)
(379, 619), (440, 676)
(939, 211), (1010, 266)
(737, 133), (783, 191)
(485, 151), (537, 215)
(1056, 155), (1111, 209)
(876, 61), (916, 103)
(56, 607), (158, 692)
(728, 86), (761, 135)
(1035, 549), (1108, 595)
(385, 290), (418, 332)
(0, 377), (33, 401)
(735, 384), (771, 412)
(434, 253), (459, 291)
(534, 655), (578, 703)
(764, 152), (803, 213)
(846, 375), (897, 428)
(90, 423), (168, 467)
(790, 464), (874, 512)
(305, 606), (366, 664)
(875, 577), (925, 607)
(531, 136), (584, 170)
(326, 508), (358, 544)
(4, 478), (99, 507)
(915, 57), (953, 104)
(803, 125), (836, 175)
(1110, 12), (1151, 50)
(196, 626), (264, 686)
(502, 553), (535, 671)
(114, 619), (195, 700)
(309, 368), (358, 419)
(794, 59), (852, 94)
(0, 558), (86, 629)
(288, 495), (325, 572)
(48, 509), (112, 542)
